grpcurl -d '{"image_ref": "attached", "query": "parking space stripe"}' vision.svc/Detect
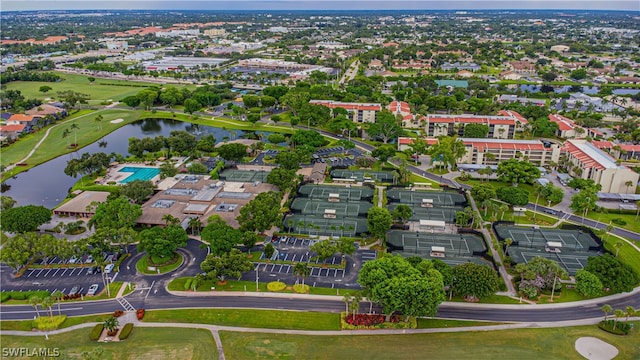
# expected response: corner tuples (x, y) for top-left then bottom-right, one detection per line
(52, 268), (61, 277)
(60, 269), (68, 276)
(44, 269), (53, 277)
(69, 268), (76, 276)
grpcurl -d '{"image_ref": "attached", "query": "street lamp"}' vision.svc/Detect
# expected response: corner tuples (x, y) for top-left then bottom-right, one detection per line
(550, 275), (560, 302)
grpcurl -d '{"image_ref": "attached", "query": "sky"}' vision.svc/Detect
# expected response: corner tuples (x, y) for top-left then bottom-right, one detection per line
(2, 1), (639, 12)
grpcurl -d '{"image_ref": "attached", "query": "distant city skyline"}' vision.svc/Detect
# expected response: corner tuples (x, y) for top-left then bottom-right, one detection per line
(3, 1), (639, 12)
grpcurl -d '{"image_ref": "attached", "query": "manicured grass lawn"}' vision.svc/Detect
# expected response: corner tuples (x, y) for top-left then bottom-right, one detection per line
(536, 287), (599, 304)
(168, 277), (360, 297)
(220, 322), (640, 360)
(4, 72), (157, 102)
(585, 211), (640, 235)
(601, 235), (640, 277)
(0, 327), (217, 360)
(417, 318), (505, 328)
(144, 309), (340, 331)
(479, 203), (558, 226)
(461, 178), (552, 206)
(448, 294), (523, 305)
(0, 314), (110, 331)
(0, 282), (125, 305)
(136, 253), (183, 275)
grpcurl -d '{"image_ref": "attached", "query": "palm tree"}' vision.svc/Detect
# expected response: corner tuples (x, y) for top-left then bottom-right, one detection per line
(614, 241), (623, 257)
(104, 317), (119, 335)
(95, 114), (103, 130)
(162, 214), (180, 226)
(29, 295), (42, 317)
(41, 296), (54, 318)
(602, 304), (613, 322)
(293, 262), (311, 286)
(613, 309), (625, 330)
(188, 217), (202, 236)
(51, 291), (64, 316)
(342, 292), (352, 313)
(70, 123), (80, 147)
(504, 238), (513, 255)
(499, 204), (509, 221)
(625, 306), (636, 323)
(350, 292), (362, 318)
(62, 128), (71, 147)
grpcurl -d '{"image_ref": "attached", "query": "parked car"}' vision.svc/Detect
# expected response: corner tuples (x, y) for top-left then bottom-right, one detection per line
(85, 255), (93, 264)
(104, 264), (115, 274)
(544, 209), (558, 216)
(68, 256), (79, 264)
(68, 286), (81, 296)
(87, 266), (100, 274)
(87, 284), (99, 296)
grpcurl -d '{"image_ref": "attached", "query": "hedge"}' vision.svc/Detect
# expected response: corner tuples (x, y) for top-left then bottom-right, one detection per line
(339, 312), (417, 330)
(4, 290), (50, 301)
(598, 319), (632, 335)
(267, 281), (287, 292)
(184, 278), (193, 291)
(89, 324), (104, 341)
(119, 323), (134, 340)
(0, 293), (11, 303)
(293, 284), (309, 294)
(33, 315), (67, 331)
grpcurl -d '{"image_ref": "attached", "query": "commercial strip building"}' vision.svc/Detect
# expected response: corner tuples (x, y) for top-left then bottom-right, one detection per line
(236, 58), (333, 80)
(561, 140), (639, 194)
(309, 100), (381, 123)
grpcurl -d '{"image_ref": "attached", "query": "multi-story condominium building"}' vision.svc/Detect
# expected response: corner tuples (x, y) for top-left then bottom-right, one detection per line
(424, 112), (527, 139)
(548, 114), (587, 139)
(398, 137), (560, 166)
(561, 140), (639, 194)
(309, 100), (381, 123)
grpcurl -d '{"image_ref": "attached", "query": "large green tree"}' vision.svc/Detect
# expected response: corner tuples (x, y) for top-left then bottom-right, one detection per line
(201, 215), (243, 256)
(584, 254), (639, 293)
(310, 240), (337, 263)
(452, 263), (500, 300)
(88, 196), (141, 230)
(0, 196), (17, 211)
(0, 205), (52, 233)
(358, 255), (445, 320)
(575, 269), (603, 297)
(137, 225), (188, 260)
(367, 110), (403, 144)
(366, 207), (393, 240)
(514, 256), (568, 299)
(216, 143), (248, 161)
(121, 180), (155, 205)
(266, 168), (298, 191)
(463, 124), (489, 138)
(470, 183), (497, 203)
(200, 249), (254, 282)
(427, 136), (466, 170)
(496, 159), (541, 186)
(391, 204), (413, 224)
(238, 192), (283, 233)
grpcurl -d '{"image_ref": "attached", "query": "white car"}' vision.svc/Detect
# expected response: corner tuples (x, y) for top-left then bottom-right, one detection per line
(85, 255), (93, 264)
(87, 284), (99, 296)
(68, 256), (79, 264)
(104, 264), (115, 274)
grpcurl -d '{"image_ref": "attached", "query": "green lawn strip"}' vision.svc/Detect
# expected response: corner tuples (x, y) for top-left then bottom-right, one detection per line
(0, 314), (110, 332)
(1, 282), (125, 305)
(601, 235), (640, 277)
(447, 294), (523, 305)
(4, 72), (158, 102)
(167, 277), (361, 297)
(479, 204), (558, 226)
(144, 309), (340, 331)
(136, 253), (183, 275)
(535, 287), (601, 304)
(585, 211), (640, 234)
(460, 178), (552, 206)
(219, 322), (640, 360)
(0, 327), (217, 360)
(417, 318), (506, 329)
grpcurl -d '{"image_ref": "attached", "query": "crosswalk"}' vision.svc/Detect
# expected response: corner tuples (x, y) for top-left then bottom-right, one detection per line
(116, 296), (135, 311)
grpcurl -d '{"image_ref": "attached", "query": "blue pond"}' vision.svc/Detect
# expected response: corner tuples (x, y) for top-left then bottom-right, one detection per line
(118, 167), (161, 184)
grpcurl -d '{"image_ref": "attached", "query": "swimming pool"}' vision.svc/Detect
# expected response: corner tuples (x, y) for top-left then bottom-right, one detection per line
(118, 166), (161, 184)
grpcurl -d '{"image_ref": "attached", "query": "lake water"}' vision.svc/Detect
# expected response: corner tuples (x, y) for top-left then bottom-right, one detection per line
(2, 119), (265, 208)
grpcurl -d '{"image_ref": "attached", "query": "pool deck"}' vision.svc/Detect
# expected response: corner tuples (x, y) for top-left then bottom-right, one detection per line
(96, 158), (189, 186)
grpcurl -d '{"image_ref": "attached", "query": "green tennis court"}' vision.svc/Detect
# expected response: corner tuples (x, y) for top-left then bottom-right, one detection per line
(219, 169), (269, 182)
(387, 189), (467, 206)
(283, 214), (367, 237)
(290, 198), (371, 217)
(494, 224), (599, 249)
(297, 184), (374, 201)
(388, 203), (463, 223)
(330, 169), (396, 182)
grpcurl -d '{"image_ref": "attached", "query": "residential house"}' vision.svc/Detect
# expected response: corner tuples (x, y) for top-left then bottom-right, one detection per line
(548, 114), (586, 139)
(25, 104), (67, 122)
(499, 71), (523, 81)
(499, 95), (546, 106)
(6, 114), (41, 132)
(507, 60), (536, 74)
(309, 100), (381, 123)
(440, 62), (481, 72)
(561, 140), (639, 194)
(387, 100), (419, 127)
(0, 123), (26, 141)
(550, 45), (570, 53)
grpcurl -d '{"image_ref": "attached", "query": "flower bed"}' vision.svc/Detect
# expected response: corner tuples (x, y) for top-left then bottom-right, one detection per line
(267, 281), (287, 292)
(136, 308), (145, 320)
(113, 310), (124, 318)
(293, 284), (309, 294)
(33, 315), (67, 331)
(340, 312), (417, 330)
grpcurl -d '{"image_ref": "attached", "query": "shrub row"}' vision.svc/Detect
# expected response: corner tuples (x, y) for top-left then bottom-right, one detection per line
(89, 324), (104, 341)
(33, 315), (67, 331)
(113, 310), (124, 318)
(184, 278), (193, 291)
(119, 323), (134, 340)
(1, 293), (11, 303)
(3, 290), (50, 301)
(292, 284), (309, 294)
(599, 319), (632, 335)
(267, 281), (286, 292)
(62, 293), (82, 301)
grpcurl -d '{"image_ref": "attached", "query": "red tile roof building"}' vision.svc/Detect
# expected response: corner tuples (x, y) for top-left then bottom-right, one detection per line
(425, 111), (527, 139)
(548, 114), (586, 139)
(309, 100), (381, 123)
(561, 140), (638, 193)
(387, 101), (419, 127)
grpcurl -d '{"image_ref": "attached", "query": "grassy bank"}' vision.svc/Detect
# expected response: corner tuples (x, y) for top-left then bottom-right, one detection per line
(144, 309), (340, 331)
